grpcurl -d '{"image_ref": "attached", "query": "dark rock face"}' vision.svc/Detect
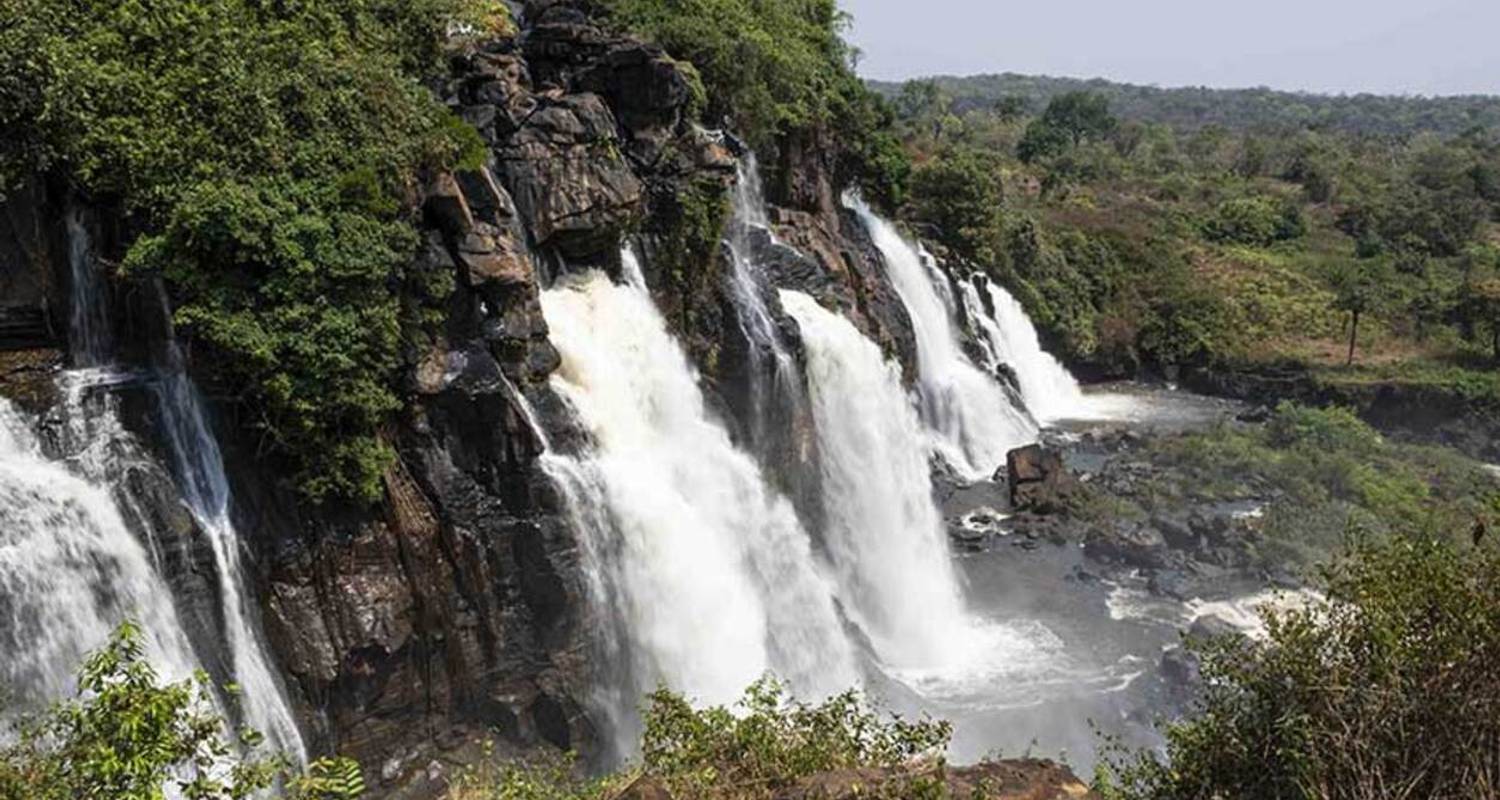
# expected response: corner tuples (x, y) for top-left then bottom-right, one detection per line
(0, 178), (65, 351)
(1005, 444), (1079, 514)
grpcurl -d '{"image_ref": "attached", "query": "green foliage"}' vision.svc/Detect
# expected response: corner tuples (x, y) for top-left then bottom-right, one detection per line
(289, 757), (367, 800)
(907, 149), (1004, 263)
(641, 677), (952, 798)
(594, 0), (908, 208)
(1097, 536), (1500, 800)
(0, 622), (282, 800)
(596, 0), (842, 144)
(446, 749), (617, 800)
(441, 679), (953, 800)
(1202, 195), (1304, 246)
(2, 0), (489, 501)
(1018, 92), (1117, 165)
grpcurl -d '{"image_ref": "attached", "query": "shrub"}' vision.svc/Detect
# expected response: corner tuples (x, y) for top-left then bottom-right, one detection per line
(444, 678), (953, 800)
(1096, 536), (1500, 800)
(641, 678), (952, 797)
(1203, 196), (1304, 246)
(0, 622), (282, 800)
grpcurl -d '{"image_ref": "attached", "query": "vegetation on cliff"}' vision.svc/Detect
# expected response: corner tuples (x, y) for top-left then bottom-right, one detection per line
(593, 0), (908, 207)
(0, 0), (497, 501)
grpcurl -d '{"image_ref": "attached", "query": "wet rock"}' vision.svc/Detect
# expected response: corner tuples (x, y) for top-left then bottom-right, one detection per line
(1160, 645), (1199, 687)
(1085, 522), (1169, 569)
(1188, 613), (1243, 643)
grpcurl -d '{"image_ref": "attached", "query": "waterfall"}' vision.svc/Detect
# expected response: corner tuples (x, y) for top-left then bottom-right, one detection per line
(151, 320), (306, 762)
(30, 213), (305, 760)
(64, 206), (112, 367)
(779, 290), (1064, 697)
(957, 277), (1088, 423)
(539, 254), (858, 729)
(0, 399), (200, 712)
(725, 155), (800, 451)
(778, 290), (967, 666)
(847, 200), (1036, 480)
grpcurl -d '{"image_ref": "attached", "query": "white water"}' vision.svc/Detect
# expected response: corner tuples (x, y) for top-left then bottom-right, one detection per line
(725, 155), (807, 457)
(540, 258), (858, 715)
(848, 200), (1036, 480)
(0, 399), (200, 710)
(958, 277), (1087, 422)
(779, 290), (1064, 700)
(153, 334), (306, 762)
(39, 212), (304, 761)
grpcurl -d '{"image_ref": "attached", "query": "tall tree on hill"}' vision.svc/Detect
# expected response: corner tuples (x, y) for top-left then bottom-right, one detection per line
(1018, 91), (1116, 163)
(1332, 265), (1380, 365)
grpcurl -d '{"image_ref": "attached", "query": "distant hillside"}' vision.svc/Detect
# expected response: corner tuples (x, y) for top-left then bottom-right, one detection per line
(867, 73), (1500, 137)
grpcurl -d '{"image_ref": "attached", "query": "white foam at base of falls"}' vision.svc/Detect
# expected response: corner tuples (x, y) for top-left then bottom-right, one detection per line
(540, 260), (858, 721)
(846, 200), (1036, 481)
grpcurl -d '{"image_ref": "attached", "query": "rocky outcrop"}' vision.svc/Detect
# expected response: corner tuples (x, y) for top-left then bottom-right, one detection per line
(1183, 363), (1500, 463)
(615, 759), (1096, 800)
(1005, 444), (1079, 514)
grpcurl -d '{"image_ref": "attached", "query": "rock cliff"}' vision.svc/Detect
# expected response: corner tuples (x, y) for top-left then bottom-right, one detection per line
(0, 0), (926, 792)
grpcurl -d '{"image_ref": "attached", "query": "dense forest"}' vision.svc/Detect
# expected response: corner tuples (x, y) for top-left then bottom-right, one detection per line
(884, 75), (1500, 424)
(2, 1), (1499, 799)
(869, 73), (1500, 137)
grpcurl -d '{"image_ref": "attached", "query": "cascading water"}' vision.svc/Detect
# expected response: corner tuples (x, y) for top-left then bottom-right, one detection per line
(956, 276), (1088, 423)
(779, 290), (1063, 695)
(151, 302), (306, 762)
(0, 398), (201, 710)
(777, 289), (968, 665)
(11, 212), (305, 761)
(847, 199), (1036, 480)
(539, 252), (858, 737)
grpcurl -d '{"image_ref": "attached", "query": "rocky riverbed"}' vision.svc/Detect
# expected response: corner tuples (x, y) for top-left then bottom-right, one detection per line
(877, 383), (1321, 770)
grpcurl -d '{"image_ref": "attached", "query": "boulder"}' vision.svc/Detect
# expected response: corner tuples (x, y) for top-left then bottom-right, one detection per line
(1006, 444), (1078, 514)
(497, 93), (644, 258)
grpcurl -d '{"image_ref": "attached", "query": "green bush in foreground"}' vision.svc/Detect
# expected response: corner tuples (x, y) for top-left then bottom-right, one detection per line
(1096, 536), (1500, 800)
(0, 622), (366, 800)
(450, 678), (953, 800)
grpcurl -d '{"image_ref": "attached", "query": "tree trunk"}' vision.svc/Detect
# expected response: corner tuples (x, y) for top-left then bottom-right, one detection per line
(1347, 310), (1360, 366)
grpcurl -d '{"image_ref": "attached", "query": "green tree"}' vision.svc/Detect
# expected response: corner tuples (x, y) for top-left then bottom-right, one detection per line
(1097, 536), (1500, 800)
(906, 149), (1004, 263)
(1018, 91), (1117, 163)
(1461, 277), (1500, 361)
(1331, 264), (1380, 365)
(0, 622), (281, 800)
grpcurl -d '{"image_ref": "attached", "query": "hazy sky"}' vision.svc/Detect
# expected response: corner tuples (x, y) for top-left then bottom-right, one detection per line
(841, 0), (1500, 96)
